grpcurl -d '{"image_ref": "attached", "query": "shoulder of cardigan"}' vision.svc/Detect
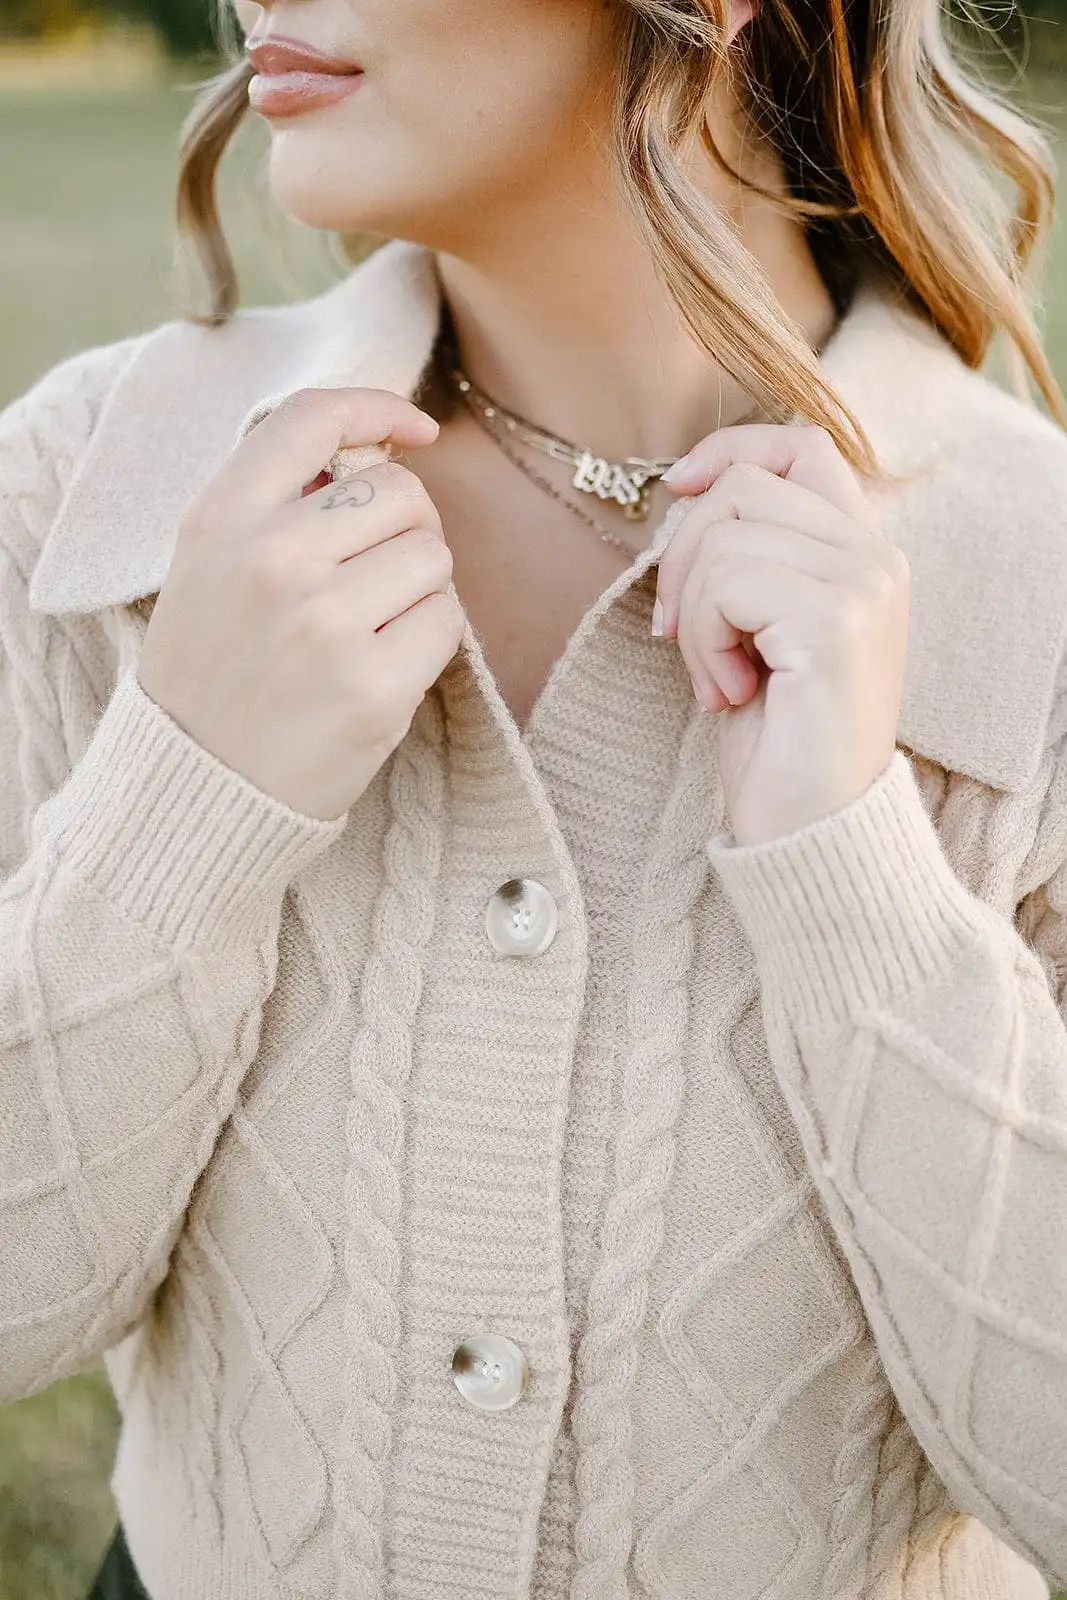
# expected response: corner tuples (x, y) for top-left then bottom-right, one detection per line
(25, 237), (1067, 798)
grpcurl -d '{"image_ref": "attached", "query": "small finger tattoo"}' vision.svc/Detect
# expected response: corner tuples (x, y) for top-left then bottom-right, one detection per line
(320, 480), (375, 511)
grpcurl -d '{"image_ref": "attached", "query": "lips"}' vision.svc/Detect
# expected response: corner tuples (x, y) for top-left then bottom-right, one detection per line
(245, 36), (364, 117)
(245, 37), (362, 76)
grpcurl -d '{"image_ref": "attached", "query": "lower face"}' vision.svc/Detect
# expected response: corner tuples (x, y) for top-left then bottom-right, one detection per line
(231, 0), (622, 250)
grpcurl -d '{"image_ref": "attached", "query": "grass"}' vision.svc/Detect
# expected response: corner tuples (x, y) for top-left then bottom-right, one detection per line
(0, 1371), (119, 1598)
(1, 48), (1067, 1600)
(0, 61), (339, 411)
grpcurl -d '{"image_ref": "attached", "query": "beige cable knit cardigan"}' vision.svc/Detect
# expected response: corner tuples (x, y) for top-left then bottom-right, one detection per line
(3, 239), (1067, 1600)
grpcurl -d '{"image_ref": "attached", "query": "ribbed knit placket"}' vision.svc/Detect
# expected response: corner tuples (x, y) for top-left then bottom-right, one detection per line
(379, 647), (588, 1600)
(338, 516), (693, 1600)
(327, 593), (616, 1597)
(519, 562), (700, 1600)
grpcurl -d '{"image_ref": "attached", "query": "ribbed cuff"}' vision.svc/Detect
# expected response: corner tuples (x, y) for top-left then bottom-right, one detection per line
(705, 749), (991, 1030)
(36, 668), (349, 953)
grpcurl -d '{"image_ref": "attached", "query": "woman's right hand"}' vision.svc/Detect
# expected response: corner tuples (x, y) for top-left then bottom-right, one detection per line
(136, 386), (465, 821)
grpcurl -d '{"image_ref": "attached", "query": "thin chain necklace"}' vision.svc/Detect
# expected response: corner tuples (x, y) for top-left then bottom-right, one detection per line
(453, 366), (677, 522)
(460, 391), (646, 556)
(439, 329), (764, 556)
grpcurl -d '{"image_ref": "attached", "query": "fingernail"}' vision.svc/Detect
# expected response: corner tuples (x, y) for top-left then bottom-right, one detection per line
(688, 671), (704, 705)
(651, 598), (664, 637)
(661, 454), (691, 486)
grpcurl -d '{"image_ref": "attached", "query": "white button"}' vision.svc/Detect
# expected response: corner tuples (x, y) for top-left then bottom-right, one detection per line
(452, 1333), (529, 1410)
(485, 878), (558, 956)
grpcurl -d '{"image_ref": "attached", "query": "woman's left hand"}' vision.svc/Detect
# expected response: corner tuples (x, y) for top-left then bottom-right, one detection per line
(654, 424), (910, 848)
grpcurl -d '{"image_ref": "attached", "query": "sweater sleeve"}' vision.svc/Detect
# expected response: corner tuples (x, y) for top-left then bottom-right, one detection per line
(705, 726), (1067, 1589)
(0, 345), (348, 1402)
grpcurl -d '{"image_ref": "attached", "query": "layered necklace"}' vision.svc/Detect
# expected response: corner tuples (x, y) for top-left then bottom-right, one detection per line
(437, 317), (766, 557)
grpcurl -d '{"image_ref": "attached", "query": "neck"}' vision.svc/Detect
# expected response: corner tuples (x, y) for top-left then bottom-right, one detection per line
(431, 118), (840, 464)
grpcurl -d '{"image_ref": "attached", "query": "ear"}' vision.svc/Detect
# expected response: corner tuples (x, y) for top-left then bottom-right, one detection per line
(725, 0), (757, 43)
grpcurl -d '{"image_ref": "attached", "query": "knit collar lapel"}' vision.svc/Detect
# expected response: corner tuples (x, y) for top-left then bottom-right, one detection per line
(28, 237), (1067, 796)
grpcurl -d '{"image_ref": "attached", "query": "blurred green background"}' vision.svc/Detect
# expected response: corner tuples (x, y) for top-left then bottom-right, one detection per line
(1, 4), (1067, 1599)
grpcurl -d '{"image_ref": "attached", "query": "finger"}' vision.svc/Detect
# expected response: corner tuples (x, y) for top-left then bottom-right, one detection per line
(207, 387), (440, 518)
(652, 496), (709, 639)
(740, 633), (764, 672)
(674, 519), (844, 704)
(663, 422), (874, 525)
(675, 555), (745, 709)
(675, 555), (823, 703)
(326, 524), (455, 634)
(687, 640), (754, 712)
(724, 633), (767, 706)
(374, 587), (468, 699)
(281, 459), (444, 570)
(655, 468), (863, 638)
(247, 459), (443, 601)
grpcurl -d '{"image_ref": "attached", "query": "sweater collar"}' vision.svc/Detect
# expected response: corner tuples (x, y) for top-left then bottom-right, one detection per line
(28, 237), (1067, 796)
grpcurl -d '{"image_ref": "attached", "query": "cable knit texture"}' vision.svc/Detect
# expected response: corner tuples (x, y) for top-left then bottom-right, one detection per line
(3, 240), (1067, 1600)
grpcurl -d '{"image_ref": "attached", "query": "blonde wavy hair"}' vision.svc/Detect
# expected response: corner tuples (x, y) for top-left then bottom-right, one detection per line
(175, 0), (1067, 486)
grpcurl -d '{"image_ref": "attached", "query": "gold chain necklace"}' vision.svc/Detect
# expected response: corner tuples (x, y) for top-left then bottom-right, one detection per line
(439, 329), (764, 553)
(460, 393), (645, 556)
(450, 362), (678, 522)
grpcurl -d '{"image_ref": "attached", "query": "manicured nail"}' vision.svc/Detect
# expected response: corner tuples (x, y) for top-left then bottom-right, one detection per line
(661, 454), (691, 486)
(651, 598), (664, 637)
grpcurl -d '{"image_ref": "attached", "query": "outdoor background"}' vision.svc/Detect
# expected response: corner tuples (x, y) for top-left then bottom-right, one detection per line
(1, 3), (1067, 1598)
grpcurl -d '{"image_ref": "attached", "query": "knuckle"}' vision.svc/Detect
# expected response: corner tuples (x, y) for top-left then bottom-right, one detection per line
(855, 555), (901, 609)
(426, 531), (455, 581)
(376, 459), (427, 503)
(350, 385), (406, 411)
(277, 386), (329, 418)
(721, 459), (764, 485)
(419, 588), (466, 652)
(833, 587), (870, 638)
(887, 543), (911, 585)
(342, 388), (415, 439)
(866, 562), (899, 603)
(712, 461), (765, 507)
(279, 386), (374, 429)
(438, 590), (468, 641)
(398, 527), (452, 582)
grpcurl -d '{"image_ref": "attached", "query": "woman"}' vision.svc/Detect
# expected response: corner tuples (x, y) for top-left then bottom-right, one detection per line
(3, 0), (1067, 1595)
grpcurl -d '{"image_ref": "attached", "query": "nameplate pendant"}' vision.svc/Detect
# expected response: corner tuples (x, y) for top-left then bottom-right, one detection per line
(571, 451), (654, 521)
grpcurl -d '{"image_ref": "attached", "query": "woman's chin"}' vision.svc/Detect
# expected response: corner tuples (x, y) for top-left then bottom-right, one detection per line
(265, 153), (424, 241)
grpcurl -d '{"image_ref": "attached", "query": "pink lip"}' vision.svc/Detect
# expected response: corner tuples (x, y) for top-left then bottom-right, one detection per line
(248, 71), (363, 117)
(245, 36), (363, 117)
